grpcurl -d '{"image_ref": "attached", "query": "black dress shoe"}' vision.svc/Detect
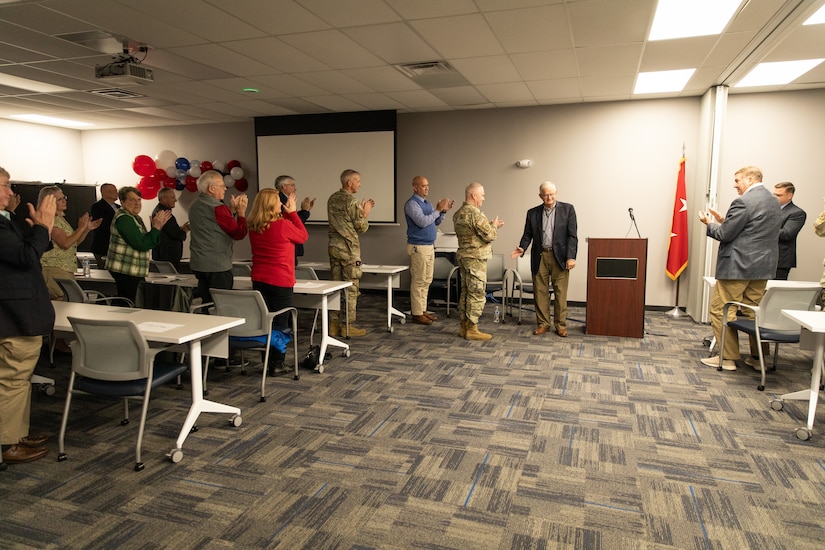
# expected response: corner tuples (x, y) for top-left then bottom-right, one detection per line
(267, 362), (286, 376)
(20, 434), (49, 448)
(2, 444), (48, 464)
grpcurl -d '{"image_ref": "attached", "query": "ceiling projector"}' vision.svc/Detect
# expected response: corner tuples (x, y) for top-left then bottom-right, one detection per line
(94, 60), (153, 85)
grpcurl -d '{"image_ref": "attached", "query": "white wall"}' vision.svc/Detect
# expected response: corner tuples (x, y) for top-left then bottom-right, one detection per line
(0, 120), (84, 182)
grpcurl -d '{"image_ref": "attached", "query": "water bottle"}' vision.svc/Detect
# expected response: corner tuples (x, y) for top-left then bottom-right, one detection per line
(82, 258), (91, 277)
(493, 305), (500, 323)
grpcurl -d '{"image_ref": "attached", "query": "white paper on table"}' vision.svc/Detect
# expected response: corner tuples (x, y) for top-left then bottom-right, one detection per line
(137, 321), (184, 333)
(294, 281), (325, 289)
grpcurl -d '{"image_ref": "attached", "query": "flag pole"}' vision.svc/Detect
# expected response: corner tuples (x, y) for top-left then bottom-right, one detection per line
(666, 276), (685, 317)
(666, 148), (687, 317)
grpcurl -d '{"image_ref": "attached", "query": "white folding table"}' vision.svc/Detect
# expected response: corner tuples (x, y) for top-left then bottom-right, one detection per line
(52, 301), (244, 463)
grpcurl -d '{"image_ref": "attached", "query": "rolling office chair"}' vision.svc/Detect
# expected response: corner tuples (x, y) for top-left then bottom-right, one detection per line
(204, 289), (299, 402)
(58, 317), (188, 471)
(149, 260), (178, 274)
(446, 254), (508, 320)
(718, 283), (821, 391)
(508, 252), (552, 324)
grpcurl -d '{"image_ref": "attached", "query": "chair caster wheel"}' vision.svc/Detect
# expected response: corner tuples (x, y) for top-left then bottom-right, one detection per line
(344, 349), (351, 358)
(121, 419), (130, 426)
(39, 384), (56, 396)
(230, 414), (242, 427)
(795, 427), (812, 441)
(168, 448), (183, 463)
(400, 317), (406, 325)
(57, 452), (67, 462)
(388, 326), (394, 333)
(293, 375), (300, 380)
(190, 425), (199, 432)
(134, 462), (144, 472)
(716, 366), (723, 372)
(770, 399), (784, 411)
(757, 385), (765, 391)
(315, 364), (325, 374)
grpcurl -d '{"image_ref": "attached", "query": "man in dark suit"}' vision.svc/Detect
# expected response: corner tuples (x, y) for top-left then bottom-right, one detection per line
(89, 182), (119, 268)
(699, 166), (782, 370)
(1, 166), (55, 464)
(773, 182), (806, 280)
(151, 187), (190, 271)
(512, 181), (578, 337)
(275, 175), (314, 265)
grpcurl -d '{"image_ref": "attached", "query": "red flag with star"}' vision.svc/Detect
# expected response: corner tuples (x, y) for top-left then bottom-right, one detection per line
(666, 157), (688, 280)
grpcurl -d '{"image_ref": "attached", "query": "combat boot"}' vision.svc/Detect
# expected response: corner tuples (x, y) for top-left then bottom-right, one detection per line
(344, 324), (366, 337)
(458, 318), (467, 338)
(465, 323), (492, 341)
(329, 320), (340, 337)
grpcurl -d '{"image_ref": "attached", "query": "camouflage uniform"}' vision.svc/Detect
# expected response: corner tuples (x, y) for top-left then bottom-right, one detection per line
(328, 188), (368, 322)
(453, 201), (497, 324)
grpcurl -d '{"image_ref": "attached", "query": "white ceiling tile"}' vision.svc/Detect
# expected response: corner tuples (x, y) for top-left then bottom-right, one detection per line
(485, 5), (571, 53)
(765, 25), (825, 60)
(248, 74), (330, 97)
(341, 92), (408, 111)
(476, 81), (534, 103)
(281, 30), (385, 69)
(346, 66), (421, 92)
(303, 94), (369, 112)
(579, 74), (634, 98)
(386, 89), (448, 109)
(205, 0), (331, 34)
(704, 32), (757, 67)
(527, 78), (581, 101)
(429, 86), (487, 106)
(126, 0), (266, 42)
(168, 44), (275, 76)
(577, 44), (643, 76)
(222, 37), (330, 73)
(295, 70), (374, 94)
(567, 0), (654, 48)
(297, 0), (401, 27)
(450, 56), (522, 84)
(640, 37), (717, 72)
(385, 0), (478, 19)
(511, 50), (578, 80)
(343, 23), (439, 64)
(410, 14), (505, 59)
(476, 0), (564, 11)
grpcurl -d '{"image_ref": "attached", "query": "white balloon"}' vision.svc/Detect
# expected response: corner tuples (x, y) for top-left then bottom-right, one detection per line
(176, 168), (187, 179)
(165, 166), (177, 178)
(224, 174), (235, 187)
(213, 160), (225, 172)
(230, 166), (244, 180)
(156, 150), (177, 170)
(189, 166), (202, 178)
(189, 159), (200, 170)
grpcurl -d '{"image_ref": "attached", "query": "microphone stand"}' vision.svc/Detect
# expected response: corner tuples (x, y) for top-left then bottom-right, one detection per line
(628, 208), (641, 238)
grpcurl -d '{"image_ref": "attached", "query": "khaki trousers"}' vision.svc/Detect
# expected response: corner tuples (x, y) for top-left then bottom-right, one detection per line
(0, 335), (41, 444)
(710, 279), (767, 360)
(407, 244), (434, 316)
(533, 250), (569, 331)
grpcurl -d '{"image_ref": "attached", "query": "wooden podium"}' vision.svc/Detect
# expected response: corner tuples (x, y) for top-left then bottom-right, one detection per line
(586, 238), (647, 338)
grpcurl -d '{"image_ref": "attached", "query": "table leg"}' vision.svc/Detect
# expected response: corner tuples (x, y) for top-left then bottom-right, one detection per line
(318, 292), (349, 367)
(805, 333), (824, 432)
(174, 339), (242, 451)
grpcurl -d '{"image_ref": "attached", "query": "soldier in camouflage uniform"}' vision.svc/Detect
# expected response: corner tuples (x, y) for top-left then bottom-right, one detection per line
(453, 182), (504, 340)
(327, 169), (374, 337)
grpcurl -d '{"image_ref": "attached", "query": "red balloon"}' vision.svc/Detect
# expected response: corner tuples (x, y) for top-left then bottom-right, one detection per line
(141, 185), (159, 200)
(154, 168), (166, 180)
(234, 177), (248, 192)
(162, 176), (177, 189)
(200, 161), (213, 172)
(132, 155), (156, 177)
(227, 159), (241, 170)
(139, 175), (155, 190)
(185, 175), (198, 192)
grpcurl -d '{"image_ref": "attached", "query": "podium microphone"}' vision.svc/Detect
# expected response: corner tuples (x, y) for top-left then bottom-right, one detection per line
(628, 207), (641, 238)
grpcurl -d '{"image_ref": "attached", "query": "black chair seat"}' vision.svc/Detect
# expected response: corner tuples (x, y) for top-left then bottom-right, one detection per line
(75, 362), (188, 397)
(728, 319), (801, 343)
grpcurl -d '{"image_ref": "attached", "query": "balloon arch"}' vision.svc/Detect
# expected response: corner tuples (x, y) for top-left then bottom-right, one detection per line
(131, 152), (248, 199)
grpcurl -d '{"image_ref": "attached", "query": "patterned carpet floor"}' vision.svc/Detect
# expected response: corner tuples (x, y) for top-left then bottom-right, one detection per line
(3, 292), (825, 549)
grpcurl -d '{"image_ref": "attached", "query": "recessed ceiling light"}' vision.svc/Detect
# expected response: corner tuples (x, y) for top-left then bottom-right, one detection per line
(734, 59), (825, 87)
(803, 5), (825, 25)
(649, 0), (741, 40)
(9, 114), (94, 128)
(634, 69), (696, 94)
(0, 73), (74, 93)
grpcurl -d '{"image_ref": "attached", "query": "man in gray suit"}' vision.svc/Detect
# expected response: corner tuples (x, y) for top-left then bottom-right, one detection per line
(698, 166), (781, 370)
(773, 182), (806, 280)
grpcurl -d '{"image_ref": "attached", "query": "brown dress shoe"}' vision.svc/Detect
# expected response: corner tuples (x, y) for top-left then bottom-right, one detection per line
(533, 325), (549, 335)
(2, 444), (48, 464)
(424, 312), (438, 321)
(556, 327), (568, 337)
(412, 314), (433, 325)
(20, 434), (49, 448)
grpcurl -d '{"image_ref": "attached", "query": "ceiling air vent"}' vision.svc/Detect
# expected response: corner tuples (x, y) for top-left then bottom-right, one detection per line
(395, 61), (470, 89)
(89, 88), (146, 100)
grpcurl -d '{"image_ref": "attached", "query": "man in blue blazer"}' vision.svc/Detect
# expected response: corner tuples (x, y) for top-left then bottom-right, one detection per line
(699, 166), (781, 370)
(1, 167), (56, 464)
(512, 181), (578, 337)
(773, 182), (807, 280)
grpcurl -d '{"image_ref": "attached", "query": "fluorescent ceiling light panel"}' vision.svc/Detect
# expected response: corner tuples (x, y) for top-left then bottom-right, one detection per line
(804, 5), (825, 25)
(0, 73), (74, 93)
(735, 59), (825, 87)
(9, 114), (94, 128)
(634, 68), (696, 94)
(649, 0), (741, 40)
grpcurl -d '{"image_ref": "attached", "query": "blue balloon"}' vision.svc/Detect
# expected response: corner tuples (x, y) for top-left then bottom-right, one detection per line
(175, 157), (190, 171)
(175, 179), (185, 191)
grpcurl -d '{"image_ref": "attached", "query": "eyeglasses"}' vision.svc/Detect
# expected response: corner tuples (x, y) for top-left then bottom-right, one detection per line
(57, 196), (68, 201)
(0, 183), (12, 191)
(539, 193), (556, 198)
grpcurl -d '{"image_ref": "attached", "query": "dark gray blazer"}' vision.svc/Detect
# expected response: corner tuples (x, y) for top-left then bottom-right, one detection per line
(777, 201), (806, 269)
(518, 201), (578, 275)
(706, 184), (781, 280)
